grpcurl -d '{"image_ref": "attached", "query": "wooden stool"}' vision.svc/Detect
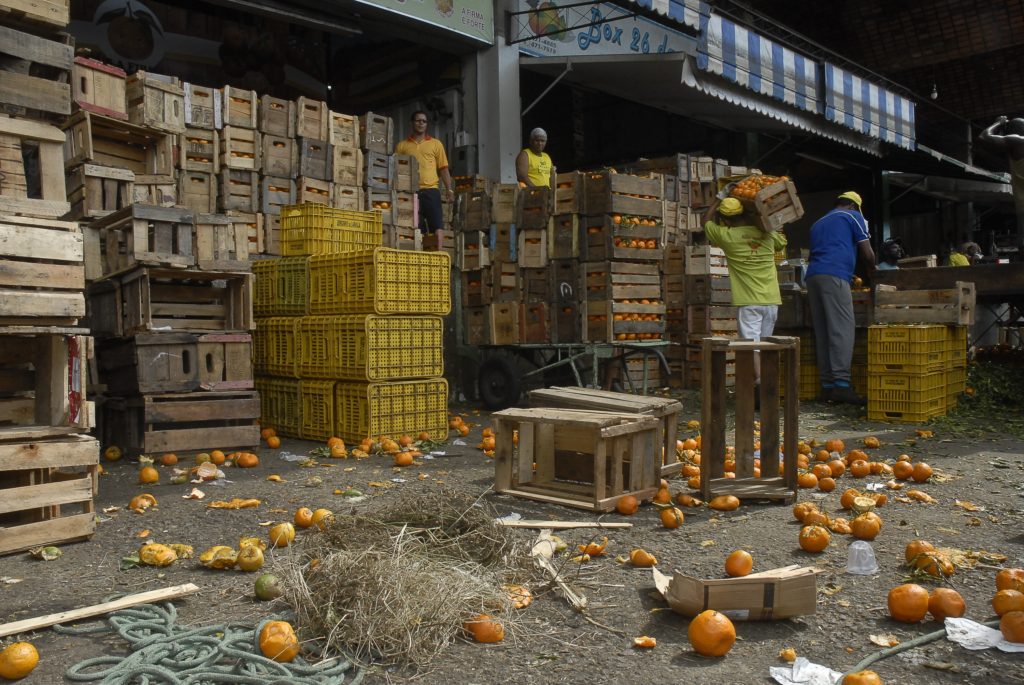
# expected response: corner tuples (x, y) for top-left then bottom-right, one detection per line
(528, 387), (682, 477)
(492, 408), (660, 512)
(700, 336), (799, 503)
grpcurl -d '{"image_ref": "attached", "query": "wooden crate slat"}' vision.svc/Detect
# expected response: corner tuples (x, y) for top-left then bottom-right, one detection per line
(0, 0), (69, 29)
(0, 24), (72, 116)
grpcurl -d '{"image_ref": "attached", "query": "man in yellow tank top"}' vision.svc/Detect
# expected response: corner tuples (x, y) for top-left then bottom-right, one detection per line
(515, 128), (555, 187)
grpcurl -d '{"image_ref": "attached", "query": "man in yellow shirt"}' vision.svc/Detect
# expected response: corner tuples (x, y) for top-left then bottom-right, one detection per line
(515, 128), (555, 188)
(948, 241), (982, 267)
(395, 111), (453, 233)
(703, 196), (788, 388)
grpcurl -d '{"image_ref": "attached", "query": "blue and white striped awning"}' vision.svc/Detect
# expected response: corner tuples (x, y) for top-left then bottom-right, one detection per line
(696, 13), (820, 115)
(824, 63), (916, 151)
(620, 0), (707, 30)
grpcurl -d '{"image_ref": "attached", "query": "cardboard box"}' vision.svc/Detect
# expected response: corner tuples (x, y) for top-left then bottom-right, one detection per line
(653, 565), (820, 621)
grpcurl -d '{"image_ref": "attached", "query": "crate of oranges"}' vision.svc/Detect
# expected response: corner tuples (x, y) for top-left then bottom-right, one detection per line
(580, 215), (661, 262)
(726, 174), (804, 231)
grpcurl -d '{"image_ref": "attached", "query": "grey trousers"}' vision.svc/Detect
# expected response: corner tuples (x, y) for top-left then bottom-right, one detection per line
(806, 274), (854, 385)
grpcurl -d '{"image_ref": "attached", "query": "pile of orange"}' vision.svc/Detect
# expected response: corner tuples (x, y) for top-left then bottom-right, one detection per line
(728, 174), (786, 200)
(612, 237), (657, 249)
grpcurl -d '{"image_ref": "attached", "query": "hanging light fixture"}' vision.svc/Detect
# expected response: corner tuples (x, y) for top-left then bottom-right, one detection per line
(930, 82), (938, 100)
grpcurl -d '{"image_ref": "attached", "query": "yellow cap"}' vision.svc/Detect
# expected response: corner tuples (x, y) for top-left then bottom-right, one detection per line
(719, 197), (743, 216)
(838, 191), (862, 207)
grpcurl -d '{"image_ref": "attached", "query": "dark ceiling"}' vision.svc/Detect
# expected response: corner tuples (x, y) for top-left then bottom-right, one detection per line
(727, 0), (1024, 127)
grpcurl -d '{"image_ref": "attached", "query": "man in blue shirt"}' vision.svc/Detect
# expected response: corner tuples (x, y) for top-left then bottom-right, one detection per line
(805, 191), (875, 404)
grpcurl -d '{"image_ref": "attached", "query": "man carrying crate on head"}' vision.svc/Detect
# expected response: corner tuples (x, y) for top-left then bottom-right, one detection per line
(702, 194), (788, 394)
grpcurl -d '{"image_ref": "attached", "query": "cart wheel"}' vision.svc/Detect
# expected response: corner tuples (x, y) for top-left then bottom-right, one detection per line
(477, 354), (522, 410)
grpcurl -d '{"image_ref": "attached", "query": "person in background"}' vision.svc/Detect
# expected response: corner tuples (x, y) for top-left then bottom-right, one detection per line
(702, 195), (788, 394)
(948, 241), (982, 266)
(805, 191), (875, 405)
(515, 128), (555, 188)
(876, 238), (905, 270)
(395, 110), (453, 234)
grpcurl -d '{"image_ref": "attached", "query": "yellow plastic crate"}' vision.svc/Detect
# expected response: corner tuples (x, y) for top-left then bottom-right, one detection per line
(308, 248), (451, 315)
(334, 378), (448, 443)
(296, 315), (443, 381)
(300, 380), (336, 441)
(868, 325), (946, 371)
(254, 318), (298, 377)
(946, 366), (967, 393)
(253, 257), (309, 316)
(254, 377), (300, 438)
(867, 370), (946, 422)
(280, 203), (382, 256)
(946, 325), (968, 365)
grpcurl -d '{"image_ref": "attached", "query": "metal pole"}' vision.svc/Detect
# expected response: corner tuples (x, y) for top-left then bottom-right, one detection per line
(522, 62), (573, 117)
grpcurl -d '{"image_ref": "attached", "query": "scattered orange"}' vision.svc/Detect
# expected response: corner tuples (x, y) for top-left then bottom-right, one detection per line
(210, 450), (226, 465)
(0, 641), (40, 680)
(803, 510), (829, 527)
(797, 472), (818, 489)
(294, 507), (314, 529)
(842, 671), (883, 685)
(261, 427), (277, 440)
(863, 436), (880, 448)
(841, 488), (860, 510)
(825, 439), (845, 453)
(616, 495), (639, 515)
(259, 620), (300, 662)
(911, 462), (933, 482)
(888, 583), (930, 623)
(394, 452), (414, 467)
(799, 524), (831, 553)
(849, 460), (871, 477)
(578, 536), (608, 556)
(850, 513), (881, 541)
(159, 453), (177, 466)
(928, 588), (966, 621)
(235, 453), (259, 468)
(708, 495), (740, 511)
(464, 614), (504, 643)
(999, 611), (1024, 643)
(630, 548), (657, 567)
(266, 436), (281, 449)
(417, 431), (431, 442)
(139, 466), (159, 484)
(997, 568), (1024, 593)
(892, 460), (914, 480)
(793, 502), (819, 522)
(327, 437), (344, 449)
(993, 590), (1024, 616)
(725, 550), (753, 577)
(660, 506), (684, 529)
(310, 509), (334, 529)
(687, 610), (736, 657)
(103, 446), (123, 461)
(818, 476), (836, 492)
(268, 522), (296, 548)
(905, 540), (936, 564)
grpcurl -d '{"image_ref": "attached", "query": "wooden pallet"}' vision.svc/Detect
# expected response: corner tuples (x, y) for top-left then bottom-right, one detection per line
(87, 267), (253, 338)
(517, 229), (548, 268)
(66, 164), (133, 219)
(685, 245), (728, 276)
(0, 328), (92, 436)
(519, 301), (549, 343)
(125, 70), (185, 134)
(491, 183), (518, 223)
(492, 408), (660, 512)
(457, 231), (491, 271)
(0, 216), (84, 323)
(296, 176), (331, 205)
(99, 390), (259, 455)
(98, 332), (252, 394)
(225, 211), (263, 255)
(393, 154), (418, 193)
(0, 117), (68, 217)
(258, 95), (294, 137)
(195, 213), (250, 270)
(516, 187), (550, 229)
(745, 179), (803, 231)
(89, 204), (194, 278)
(553, 171), (583, 214)
(364, 151), (393, 191)
(331, 184), (363, 211)
(583, 299), (666, 342)
(874, 282), (975, 325)
(0, 433), (98, 556)
(0, 24), (71, 118)
(547, 214), (579, 259)
(456, 192), (492, 231)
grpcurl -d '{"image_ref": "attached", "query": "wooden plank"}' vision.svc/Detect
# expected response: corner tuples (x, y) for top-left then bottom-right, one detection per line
(0, 24), (72, 68)
(0, 512), (94, 556)
(0, 476), (92, 515)
(144, 395), (259, 423)
(144, 425), (258, 453)
(873, 264), (1024, 301)
(734, 349), (755, 478)
(0, 584), (201, 638)
(493, 418), (514, 492)
(0, 289), (83, 317)
(515, 421), (534, 486)
(496, 520), (632, 529)
(0, 0), (69, 28)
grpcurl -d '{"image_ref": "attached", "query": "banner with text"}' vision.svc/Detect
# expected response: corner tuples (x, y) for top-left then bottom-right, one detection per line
(356, 0), (493, 44)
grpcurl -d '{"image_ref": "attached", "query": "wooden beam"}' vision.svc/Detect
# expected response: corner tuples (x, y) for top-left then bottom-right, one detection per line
(873, 264), (1024, 300)
(496, 520), (633, 530)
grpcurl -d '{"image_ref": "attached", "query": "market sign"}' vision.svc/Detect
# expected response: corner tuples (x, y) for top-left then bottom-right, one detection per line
(355, 0), (494, 44)
(515, 0), (694, 58)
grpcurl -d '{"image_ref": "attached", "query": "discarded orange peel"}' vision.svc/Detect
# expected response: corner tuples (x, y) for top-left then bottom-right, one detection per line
(208, 498), (261, 509)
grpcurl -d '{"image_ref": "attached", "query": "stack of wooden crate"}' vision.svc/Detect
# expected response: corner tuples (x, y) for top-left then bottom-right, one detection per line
(85, 204), (259, 456)
(0, 0), (102, 555)
(252, 203), (449, 442)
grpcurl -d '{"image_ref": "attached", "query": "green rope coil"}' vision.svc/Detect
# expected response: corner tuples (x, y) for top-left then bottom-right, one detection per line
(58, 602), (362, 685)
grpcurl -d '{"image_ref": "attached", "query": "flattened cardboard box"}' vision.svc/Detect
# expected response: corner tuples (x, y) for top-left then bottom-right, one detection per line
(653, 565), (820, 621)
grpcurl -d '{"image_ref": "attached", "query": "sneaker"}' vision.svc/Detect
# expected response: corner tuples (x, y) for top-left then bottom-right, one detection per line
(831, 385), (866, 405)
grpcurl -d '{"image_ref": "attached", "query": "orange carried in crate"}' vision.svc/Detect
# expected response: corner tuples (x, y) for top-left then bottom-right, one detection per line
(725, 174), (803, 231)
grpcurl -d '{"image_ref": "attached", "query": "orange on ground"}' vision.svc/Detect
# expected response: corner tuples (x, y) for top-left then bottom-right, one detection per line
(888, 583), (930, 623)
(928, 588), (966, 621)
(687, 610), (736, 657)
(725, 550), (753, 577)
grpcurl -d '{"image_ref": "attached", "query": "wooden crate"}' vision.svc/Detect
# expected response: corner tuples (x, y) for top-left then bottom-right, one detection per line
(458, 231), (491, 271)
(490, 223), (514, 262)
(177, 127), (218, 173)
(1, 117), (69, 218)
(530, 387), (682, 477)
(219, 126), (259, 171)
(177, 170), (216, 213)
(0, 329), (92, 434)
(553, 171), (583, 214)
(582, 261), (660, 301)
(260, 176), (296, 215)
(0, 0), (69, 29)
(701, 337), (799, 502)
(492, 408), (660, 512)
(0, 216), (83, 323)
(520, 267), (549, 302)
(328, 111), (359, 149)
(331, 184), (364, 211)
(131, 175), (175, 207)
(874, 282), (975, 325)
(89, 204), (194, 278)
(65, 164), (133, 220)
(297, 137), (332, 180)
(517, 229), (548, 268)
(333, 146), (363, 186)
(261, 134), (295, 177)
(295, 97), (329, 140)
(743, 179), (804, 231)
(87, 267), (253, 338)
(359, 111), (393, 154)
(687, 304), (738, 334)
(195, 213), (250, 271)
(393, 154), (418, 193)
(393, 191), (415, 228)
(488, 302), (519, 344)
(218, 169), (259, 212)
(197, 333), (253, 390)
(296, 176), (332, 205)
(263, 213), (282, 255)
(72, 57), (126, 119)
(490, 261), (519, 302)
(383, 224), (418, 250)
(520, 301), (549, 343)
(686, 274), (731, 304)
(367, 189), (395, 224)
(579, 216), (662, 262)
(491, 183), (518, 223)
(220, 85), (257, 128)
(461, 270), (491, 307)
(685, 245), (728, 275)
(453, 175), (493, 194)
(464, 306), (489, 345)
(97, 333), (200, 394)
(99, 390), (259, 456)
(583, 299), (666, 342)
(583, 172), (663, 217)
(456, 192), (492, 231)
(258, 94), (294, 137)
(0, 24), (71, 118)
(364, 151), (393, 191)
(517, 187), (550, 229)
(547, 214), (579, 259)
(225, 211), (263, 255)
(63, 110), (174, 177)
(0, 433), (99, 556)
(125, 70), (185, 134)
(184, 82), (220, 129)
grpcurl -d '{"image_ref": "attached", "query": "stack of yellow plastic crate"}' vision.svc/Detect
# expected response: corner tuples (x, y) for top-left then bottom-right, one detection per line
(944, 325), (969, 408)
(867, 325), (947, 422)
(252, 203), (450, 443)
